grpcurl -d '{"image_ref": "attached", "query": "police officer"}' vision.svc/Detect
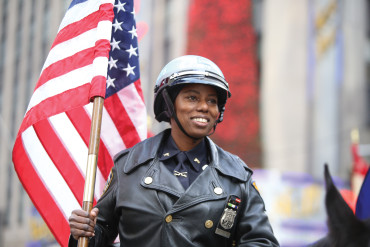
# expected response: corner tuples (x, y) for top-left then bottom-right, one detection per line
(68, 55), (279, 246)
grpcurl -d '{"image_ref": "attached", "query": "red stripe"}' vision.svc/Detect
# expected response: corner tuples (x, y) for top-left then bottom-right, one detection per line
(66, 107), (113, 179)
(18, 84), (91, 137)
(94, 39), (112, 58)
(51, 3), (114, 49)
(97, 144), (114, 179)
(33, 118), (86, 205)
(36, 47), (95, 90)
(36, 38), (111, 92)
(134, 79), (145, 102)
(13, 137), (70, 246)
(104, 93), (141, 148)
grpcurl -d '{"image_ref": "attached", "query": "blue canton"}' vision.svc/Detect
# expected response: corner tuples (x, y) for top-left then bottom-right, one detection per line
(106, 0), (140, 98)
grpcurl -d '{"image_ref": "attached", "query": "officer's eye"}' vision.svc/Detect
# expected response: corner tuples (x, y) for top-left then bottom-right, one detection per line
(186, 95), (198, 101)
(208, 98), (218, 105)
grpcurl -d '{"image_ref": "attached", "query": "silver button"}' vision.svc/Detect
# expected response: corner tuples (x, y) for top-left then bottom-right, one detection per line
(214, 187), (223, 195)
(202, 164), (208, 170)
(144, 177), (153, 184)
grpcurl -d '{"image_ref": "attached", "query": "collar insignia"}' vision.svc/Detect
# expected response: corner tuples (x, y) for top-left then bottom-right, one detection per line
(174, 171), (188, 177)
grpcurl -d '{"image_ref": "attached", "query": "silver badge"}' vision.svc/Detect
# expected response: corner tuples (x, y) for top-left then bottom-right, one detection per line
(220, 208), (236, 230)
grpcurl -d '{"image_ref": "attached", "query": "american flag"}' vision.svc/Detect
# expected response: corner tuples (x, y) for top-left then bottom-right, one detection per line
(12, 0), (147, 245)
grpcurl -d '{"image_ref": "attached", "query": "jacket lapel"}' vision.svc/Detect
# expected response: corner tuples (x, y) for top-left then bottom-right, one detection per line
(141, 158), (185, 197)
(171, 166), (227, 212)
(141, 159), (227, 212)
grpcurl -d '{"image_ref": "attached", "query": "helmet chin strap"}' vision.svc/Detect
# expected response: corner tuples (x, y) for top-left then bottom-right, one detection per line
(162, 89), (218, 140)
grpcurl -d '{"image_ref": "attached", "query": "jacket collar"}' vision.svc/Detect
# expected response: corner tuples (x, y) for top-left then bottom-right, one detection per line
(205, 137), (252, 182)
(121, 129), (251, 182)
(159, 135), (207, 172)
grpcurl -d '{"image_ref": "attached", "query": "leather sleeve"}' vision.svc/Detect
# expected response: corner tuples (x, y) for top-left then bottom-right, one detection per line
(68, 163), (119, 247)
(92, 164), (121, 246)
(236, 178), (280, 247)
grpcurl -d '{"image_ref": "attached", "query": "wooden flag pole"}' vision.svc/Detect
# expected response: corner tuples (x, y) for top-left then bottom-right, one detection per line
(78, 96), (105, 247)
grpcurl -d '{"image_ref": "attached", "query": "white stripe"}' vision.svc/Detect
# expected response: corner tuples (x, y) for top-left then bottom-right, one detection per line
(42, 28), (97, 72)
(49, 112), (105, 199)
(59, 0), (101, 32)
(27, 64), (94, 113)
(84, 103), (126, 158)
(97, 20), (113, 42)
(101, 0), (115, 4)
(22, 126), (81, 219)
(117, 84), (147, 141)
(43, 19), (112, 74)
(93, 57), (109, 78)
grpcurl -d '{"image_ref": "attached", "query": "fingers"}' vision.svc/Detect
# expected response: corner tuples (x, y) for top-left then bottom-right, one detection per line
(91, 207), (99, 217)
(69, 209), (99, 240)
(91, 208), (99, 225)
(69, 221), (95, 240)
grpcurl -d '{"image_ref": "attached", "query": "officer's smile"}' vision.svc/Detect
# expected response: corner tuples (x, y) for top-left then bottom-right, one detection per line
(191, 116), (209, 125)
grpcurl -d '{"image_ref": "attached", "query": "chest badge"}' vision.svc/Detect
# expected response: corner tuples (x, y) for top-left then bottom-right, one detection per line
(215, 195), (241, 238)
(220, 208), (237, 229)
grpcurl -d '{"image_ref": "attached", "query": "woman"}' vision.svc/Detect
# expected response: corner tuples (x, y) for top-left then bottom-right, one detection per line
(68, 55), (279, 246)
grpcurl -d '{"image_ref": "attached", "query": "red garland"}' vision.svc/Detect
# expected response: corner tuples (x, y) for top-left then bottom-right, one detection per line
(187, 0), (261, 167)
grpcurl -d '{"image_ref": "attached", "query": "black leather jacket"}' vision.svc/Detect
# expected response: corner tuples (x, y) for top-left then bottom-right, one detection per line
(72, 130), (279, 247)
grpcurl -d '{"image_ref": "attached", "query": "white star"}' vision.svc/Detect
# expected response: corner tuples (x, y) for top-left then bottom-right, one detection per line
(128, 26), (138, 39)
(112, 19), (123, 32)
(114, 1), (126, 13)
(131, 8), (135, 15)
(125, 45), (138, 58)
(106, 76), (116, 88)
(110, 38), (121, 51)
(123, 63), (136, 77)
(108, 57), (118, 69)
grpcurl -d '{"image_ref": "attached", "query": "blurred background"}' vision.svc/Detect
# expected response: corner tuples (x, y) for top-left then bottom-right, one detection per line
(0, 0), (369, 246)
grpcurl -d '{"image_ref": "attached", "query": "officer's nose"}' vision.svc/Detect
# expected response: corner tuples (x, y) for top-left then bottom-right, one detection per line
(196, 99), (209, 112)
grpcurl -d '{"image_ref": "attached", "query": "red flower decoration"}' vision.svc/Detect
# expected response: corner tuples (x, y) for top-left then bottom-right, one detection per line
(187, 0), (261, 167)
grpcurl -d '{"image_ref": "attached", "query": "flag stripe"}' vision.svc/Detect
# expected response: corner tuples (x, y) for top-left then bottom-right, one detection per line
(117, 82), (147, 141)
(63, 0), (114, 30)
(41, 27), (99, 74)
(61, 0), (103, 31)
(66, 106), (113, 179)
(85, 103), (127, 157)
(33, 118), (86, 205)
(37, 47), (95, 88)
(52, 4), (113, 49)
(134, 78), (145, 102)
(105, 92), (141, 148)
(22, 126), (81, 220)
(19, 84), (91, 135)
(49, 112), (104, 200)
(42, 18), (112, 76)
(13, 138), (71, 244)
(28, 64), (95, 112)
(30, 54), (108, 113)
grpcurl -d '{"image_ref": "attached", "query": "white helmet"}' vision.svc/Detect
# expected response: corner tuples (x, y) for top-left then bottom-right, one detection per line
(154, 55), (231, 123)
